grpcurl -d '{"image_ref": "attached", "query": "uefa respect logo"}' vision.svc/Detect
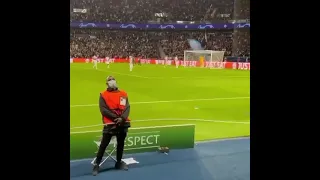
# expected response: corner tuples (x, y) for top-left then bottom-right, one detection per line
(93, 132), (160, 153)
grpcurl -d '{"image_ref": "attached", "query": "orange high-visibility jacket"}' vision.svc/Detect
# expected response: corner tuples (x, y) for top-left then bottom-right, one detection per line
(100, 90), (130, 124)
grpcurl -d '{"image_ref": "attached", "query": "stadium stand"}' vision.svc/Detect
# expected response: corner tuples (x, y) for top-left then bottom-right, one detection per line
(70, 0), (250, 60)
(70, 0), (249, 22)
(70, 1), (250, 179)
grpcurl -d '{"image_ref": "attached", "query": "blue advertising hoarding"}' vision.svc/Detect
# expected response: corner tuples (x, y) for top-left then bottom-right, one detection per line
(70, 22), (250, 30)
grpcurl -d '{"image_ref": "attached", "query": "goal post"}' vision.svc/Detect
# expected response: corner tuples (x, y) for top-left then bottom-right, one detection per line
(183, 50), (225, 67)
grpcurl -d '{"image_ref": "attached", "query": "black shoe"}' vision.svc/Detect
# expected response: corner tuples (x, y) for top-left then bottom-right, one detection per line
(115, 161), (128, 171)
(92, 164), (99, 176)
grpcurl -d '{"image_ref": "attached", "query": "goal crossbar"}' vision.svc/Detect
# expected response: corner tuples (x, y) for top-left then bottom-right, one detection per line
(183, 50), (225, 62)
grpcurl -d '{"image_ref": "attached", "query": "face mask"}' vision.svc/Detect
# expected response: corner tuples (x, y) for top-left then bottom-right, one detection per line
(107, 80), (117, 89)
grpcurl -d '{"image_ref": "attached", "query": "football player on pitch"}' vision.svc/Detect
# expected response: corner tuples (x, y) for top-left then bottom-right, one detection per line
(105, 56), (110, 68)
(93, 55), (98, 69)
(174, 55), (179, 68)
(164, 56), (168, 68)
(129, 56), (134, 71)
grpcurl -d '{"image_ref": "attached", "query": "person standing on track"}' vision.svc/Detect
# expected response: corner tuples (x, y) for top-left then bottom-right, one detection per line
(92, 75), (131, 176)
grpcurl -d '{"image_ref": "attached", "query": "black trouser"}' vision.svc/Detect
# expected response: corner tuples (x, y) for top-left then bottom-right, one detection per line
(95, 131), (127, 165)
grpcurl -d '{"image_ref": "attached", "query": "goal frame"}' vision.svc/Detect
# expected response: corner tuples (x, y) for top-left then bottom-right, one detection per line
(183, 50), (225, 62)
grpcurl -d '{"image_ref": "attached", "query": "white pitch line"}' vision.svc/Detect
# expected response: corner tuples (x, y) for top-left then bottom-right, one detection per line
(70, 123), (196, 134)
(72, 66), (249, 79)
(70, 118), (250, 130)
(74, 66), (151, 79)
(99, 69), (151, 79)
(171, 76), (249, 79)
(70, 96), (250, 108)
(195, 136), (250, 144)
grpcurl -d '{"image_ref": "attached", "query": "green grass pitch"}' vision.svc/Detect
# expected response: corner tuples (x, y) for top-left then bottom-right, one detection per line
(70, 63), (250, 141)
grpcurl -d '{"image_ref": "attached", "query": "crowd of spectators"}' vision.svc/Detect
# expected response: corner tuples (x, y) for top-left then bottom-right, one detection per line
(70, 0), (249, 23)
(70, 29), (250, 58)
(70, 0), (250, 59)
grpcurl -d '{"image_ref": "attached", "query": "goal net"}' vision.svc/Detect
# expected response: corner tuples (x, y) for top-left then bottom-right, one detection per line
(183, 50), (225, 67)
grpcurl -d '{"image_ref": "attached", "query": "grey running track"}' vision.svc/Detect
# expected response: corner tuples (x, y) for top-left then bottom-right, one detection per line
(70, 137), (250, 180)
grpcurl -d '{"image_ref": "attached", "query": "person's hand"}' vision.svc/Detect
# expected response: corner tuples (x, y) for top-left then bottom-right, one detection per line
(114, 117), (124, 125)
